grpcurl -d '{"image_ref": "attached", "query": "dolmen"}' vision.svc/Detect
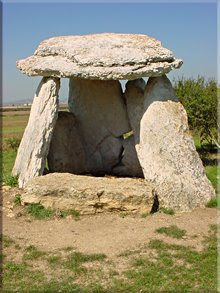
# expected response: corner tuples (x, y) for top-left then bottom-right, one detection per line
(13, 33), (215, 212)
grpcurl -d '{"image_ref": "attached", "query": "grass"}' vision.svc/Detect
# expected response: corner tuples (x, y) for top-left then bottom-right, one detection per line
(25, 204), (81, 221)
(23, 245), (46, 261)
(0, 149), (17, 184)
(113, 225), (217, 292)
(2, 225), (217, 292)
(59, 209), (80, 220)
(64, 252), (107, 274)
(1, 235), (15, 248)
(26, 203), (54, 220)
(13, 194), (22, 205)
(155, 225), (186, 239)
(206, 196), (218, 208)
(160, 207), (175, 215)
(205, 165), (219, 192)
(47, 255), (62, 267)
(3, 175), (18, 187)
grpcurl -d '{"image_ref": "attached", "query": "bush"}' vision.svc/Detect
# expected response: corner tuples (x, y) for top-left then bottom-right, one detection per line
(173, 77), (218, 148)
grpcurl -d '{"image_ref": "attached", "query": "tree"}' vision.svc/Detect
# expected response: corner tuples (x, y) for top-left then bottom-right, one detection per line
(173, 76), (219, 149)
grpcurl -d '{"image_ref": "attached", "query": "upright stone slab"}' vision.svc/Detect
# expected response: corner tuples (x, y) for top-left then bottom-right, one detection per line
(113, 136), (144, 178)
(125, 75), (215, 211)
(124, 78), (146, 138)
(47, 111), (87, 174)
(68, 79), (131, 174)
(12, 77), (60, 188)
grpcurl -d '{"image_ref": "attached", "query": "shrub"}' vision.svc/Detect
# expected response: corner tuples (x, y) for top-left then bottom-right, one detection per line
(173, 77), (218, 149)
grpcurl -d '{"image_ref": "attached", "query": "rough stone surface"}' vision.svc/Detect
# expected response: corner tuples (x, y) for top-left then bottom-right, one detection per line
(126, 75), (215, 211)
(113, 135), (144, 178)
(22, 173), (154, 214)
(68, 79), (131, 174)
(124, 78), (146, 138)
(16, 33), (183, 80)
(47, 111), (87, 174)
(12, 77), (60, 188)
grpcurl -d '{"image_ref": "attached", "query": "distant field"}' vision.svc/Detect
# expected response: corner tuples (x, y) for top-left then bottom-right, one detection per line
(1, 105), (68, 144)
(2, 110), (30, 141)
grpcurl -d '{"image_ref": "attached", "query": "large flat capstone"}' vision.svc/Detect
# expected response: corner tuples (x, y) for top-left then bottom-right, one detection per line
(21, 173), (154, 215)
(16, 33), (182, 80)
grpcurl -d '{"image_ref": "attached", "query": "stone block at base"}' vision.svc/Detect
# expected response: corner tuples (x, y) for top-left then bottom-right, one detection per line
(22, 173), (154, 215)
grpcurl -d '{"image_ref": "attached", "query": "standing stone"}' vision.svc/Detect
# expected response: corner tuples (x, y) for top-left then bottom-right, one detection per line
(47, 111), (87, 174)
(124, 78), (146, 138)
(68, 79), (131, 174)
(125, 75), (215, 211)
(113, 136), (144, 178)
(12, 77), (60, 188)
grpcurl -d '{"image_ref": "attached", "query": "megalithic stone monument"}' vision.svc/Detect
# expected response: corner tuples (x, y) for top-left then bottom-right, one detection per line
(13, 33), (215, 211)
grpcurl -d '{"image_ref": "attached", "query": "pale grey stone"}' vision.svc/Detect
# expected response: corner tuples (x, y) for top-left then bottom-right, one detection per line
(16, 33), (182, 80)
(47, 111), (87, 174)
(124, 78), (146, 138)
(68, 78), (130, 174)
(22, 173), (154, 214)
(113, 136), (144, 178)
(12, 77), (60, 188)
(126, 75), (215, 211)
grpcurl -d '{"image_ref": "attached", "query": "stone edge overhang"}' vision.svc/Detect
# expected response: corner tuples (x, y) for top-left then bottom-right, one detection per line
(16, 56), (183, 80)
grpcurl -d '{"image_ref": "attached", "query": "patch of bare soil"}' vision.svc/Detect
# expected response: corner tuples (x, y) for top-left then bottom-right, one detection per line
(2, 186), (217, 258)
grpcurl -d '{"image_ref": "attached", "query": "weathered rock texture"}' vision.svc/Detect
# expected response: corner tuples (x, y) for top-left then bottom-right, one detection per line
(16, 33), (182, 80)
(12, 77), (60, 188)
(124, 78), (146, 137)
(68, 79), (131, 174)
(113, 136), (144, 178)
(125, 75), (215, 211)
(47, 111), (87, 174)
(22, 173), (154, 214)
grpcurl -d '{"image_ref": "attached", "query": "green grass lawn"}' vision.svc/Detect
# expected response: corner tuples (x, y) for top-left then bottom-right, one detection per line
(2, 225), (217, 292)
(1, 149), (17, 182)
(205, 165), (219, 191)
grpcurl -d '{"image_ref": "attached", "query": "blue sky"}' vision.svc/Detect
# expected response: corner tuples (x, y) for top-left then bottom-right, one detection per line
(3, 1), (217, 103)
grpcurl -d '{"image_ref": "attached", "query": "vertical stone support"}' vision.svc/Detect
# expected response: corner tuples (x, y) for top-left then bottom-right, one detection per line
(12, 77), (60, 188)
(68, 78), (131, 175)
(125, 75), (215, 211)
(47, 111), (87, 174)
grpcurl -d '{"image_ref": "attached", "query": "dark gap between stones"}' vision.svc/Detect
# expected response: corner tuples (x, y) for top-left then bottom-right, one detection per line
(150, 193), (159, 214)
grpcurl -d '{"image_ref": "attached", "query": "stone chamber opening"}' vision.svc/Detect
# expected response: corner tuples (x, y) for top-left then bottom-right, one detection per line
(46, 78), (145, 180)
